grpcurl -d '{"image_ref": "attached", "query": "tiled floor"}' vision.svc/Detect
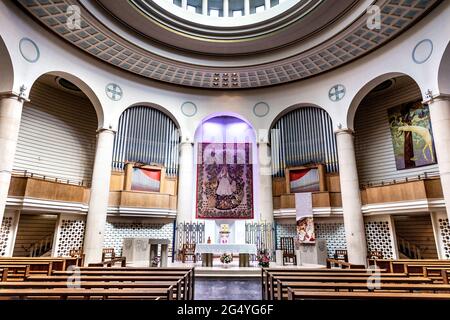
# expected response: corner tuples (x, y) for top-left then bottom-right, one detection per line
(195, 278), (262, 300)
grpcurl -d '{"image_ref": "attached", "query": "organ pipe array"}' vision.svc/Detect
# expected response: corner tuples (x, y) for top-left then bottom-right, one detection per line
(271, 107), (338, 176)
(112, 106), (180, 176)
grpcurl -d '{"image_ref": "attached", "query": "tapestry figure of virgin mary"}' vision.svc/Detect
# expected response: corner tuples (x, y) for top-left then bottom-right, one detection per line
(196, 143), (253, 219)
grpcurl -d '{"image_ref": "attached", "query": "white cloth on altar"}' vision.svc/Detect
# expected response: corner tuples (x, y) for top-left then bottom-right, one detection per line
(195, 243), (257, 254)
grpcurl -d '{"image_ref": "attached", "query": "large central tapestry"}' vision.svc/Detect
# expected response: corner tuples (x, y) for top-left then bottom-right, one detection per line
(196, 143), (253, 219)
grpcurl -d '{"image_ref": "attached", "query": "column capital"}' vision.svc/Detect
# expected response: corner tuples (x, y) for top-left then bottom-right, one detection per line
(0, 91), (30, 103)
(334, 128), (354, 135)
(423, 93), (450, 105)
(96, 128), (116, 135)
(257, 141), (270, 147)
(180, 141), (194, 147)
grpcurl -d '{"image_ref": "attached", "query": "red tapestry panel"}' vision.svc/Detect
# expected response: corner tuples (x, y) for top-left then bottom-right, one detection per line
(196, 143), (253, 219)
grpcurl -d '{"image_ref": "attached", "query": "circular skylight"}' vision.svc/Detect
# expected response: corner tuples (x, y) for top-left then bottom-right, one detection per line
(131, 0), (317, 31)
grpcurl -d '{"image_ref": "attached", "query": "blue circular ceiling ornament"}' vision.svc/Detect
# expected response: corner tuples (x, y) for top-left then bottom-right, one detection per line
(19, 38), (40, 63)
(328, 84), (346, 102)
(253, 102), (270, 117)
(412, 39), (433, 64)
(105, 83), (123, 101)
(181, 101), (197, 117)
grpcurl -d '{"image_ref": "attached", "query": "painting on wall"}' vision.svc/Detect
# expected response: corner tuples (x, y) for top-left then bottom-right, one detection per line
(288, 168), (320, 193)
(131, 167), (161, 192)
(387, 100), (436, 170)
(196, 143), (253, 219)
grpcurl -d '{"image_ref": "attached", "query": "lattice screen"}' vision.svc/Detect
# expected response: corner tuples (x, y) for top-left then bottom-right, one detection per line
(0, 215), (13, 256)
(315, 222), (347, 258)
(438, 217), (450, 259)
(364, 219), (394, 259)
(104, 221), (174, 256)
(55, 218), (86, 257)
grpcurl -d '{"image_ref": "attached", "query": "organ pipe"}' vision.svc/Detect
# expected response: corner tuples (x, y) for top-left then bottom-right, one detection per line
(270, 106), (338, 177)
(112, 106), (180, 176)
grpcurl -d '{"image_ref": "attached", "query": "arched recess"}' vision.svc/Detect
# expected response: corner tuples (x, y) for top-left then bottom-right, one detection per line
(437, 40), (450, 95)
(352, 74), (438, 185)
(13, 73), (100, 184)
(112, 104), (181, 176)
(0, 36), (14, 92)
(28, 71), (104, 129)
(347, 72), (410, 130)
(193, 113), (257, 243)
(270, 105), (338, 177)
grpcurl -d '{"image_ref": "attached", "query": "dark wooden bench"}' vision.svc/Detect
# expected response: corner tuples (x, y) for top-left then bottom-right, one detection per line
(28, 269), (194, 300)
(269, 276), (431, 300)
(287, 289), (450, 300)
(0, 280), (183, 300)
(261, 268), (371, 300)
(276, 281), (450, 300)
(368, 259), (450, 273)
(261, 268), (394, 300)
(0, 287), (173, 300)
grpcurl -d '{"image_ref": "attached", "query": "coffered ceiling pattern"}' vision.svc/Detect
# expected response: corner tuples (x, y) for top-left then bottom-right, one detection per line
(18, 0), (439, 89)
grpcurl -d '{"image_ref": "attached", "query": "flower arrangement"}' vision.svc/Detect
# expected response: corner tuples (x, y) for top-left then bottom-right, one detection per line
(219, 253), (233, 264)
(257, 249), (271, 268)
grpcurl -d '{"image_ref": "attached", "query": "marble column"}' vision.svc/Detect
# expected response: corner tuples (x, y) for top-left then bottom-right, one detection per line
(223, 0), (229, 17)
(181, 0), (188, 10)
(258, 142), (274, 224)
(427, 95), (450, 222)
(0, 92), (27, 225)
(176, 141), (194, 223)
(83, 129), (115, 265)
(244, 0), (250, 15)
(265, 0), (271, 10)
(202, 0), (208, 15)
(335, 129), (367, 265)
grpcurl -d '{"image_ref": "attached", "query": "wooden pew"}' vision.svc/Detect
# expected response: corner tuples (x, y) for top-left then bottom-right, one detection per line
(260, 267), (388, 299)
(0, 257), (82, 269)
(0, 262), (52, 277)
(442, 270), (450, 284)
(262, 269), (402, 300)
(369, 259), (450, 273)
(75, 266), (196, 299)
(0, 280), (183, 300)
(50, 269), (194, 300)
(277, 281), (450, 300)
(287, 289), (450, 300)
(270, 276), (431, 300)
(0, 268), (7, 282)
(0, 265), (32, 280)
(28, 271), (194, 300)
(0, 287), (173, 300)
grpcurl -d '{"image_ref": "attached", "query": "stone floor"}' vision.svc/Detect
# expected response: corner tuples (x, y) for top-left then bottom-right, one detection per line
(194, 278), (262, 300)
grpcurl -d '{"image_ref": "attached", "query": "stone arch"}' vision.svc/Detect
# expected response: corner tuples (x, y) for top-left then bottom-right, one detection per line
(0, 36), (14, 92)
(347, 72), (420, 130)
(29, 71), (104, 129)
(437, 40), (450, 95)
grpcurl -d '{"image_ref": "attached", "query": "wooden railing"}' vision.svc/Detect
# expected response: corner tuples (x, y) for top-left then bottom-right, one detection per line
(11, 169), (89, 187)
(26, 233), (54, 257)
(398, 236), (422, 259)
(359, 171), (440, 189)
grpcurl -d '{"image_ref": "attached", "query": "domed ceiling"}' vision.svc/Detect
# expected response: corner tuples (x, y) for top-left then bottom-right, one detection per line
(18, 0), (440, 89)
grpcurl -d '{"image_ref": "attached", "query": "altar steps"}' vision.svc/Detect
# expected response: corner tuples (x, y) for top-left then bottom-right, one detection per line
(195, 266), (261, 278)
